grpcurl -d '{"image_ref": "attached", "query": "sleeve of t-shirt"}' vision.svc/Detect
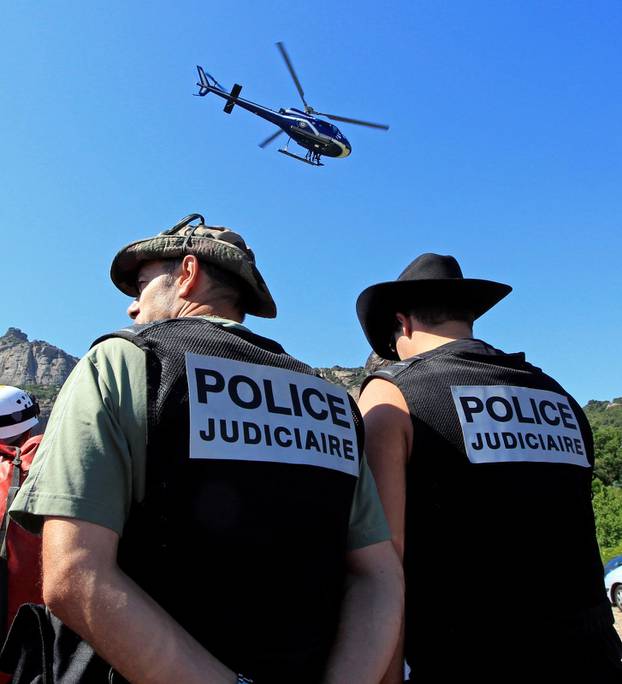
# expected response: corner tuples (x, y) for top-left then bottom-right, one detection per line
(9, 338), (147, 536)
(346, 454), (391, 551)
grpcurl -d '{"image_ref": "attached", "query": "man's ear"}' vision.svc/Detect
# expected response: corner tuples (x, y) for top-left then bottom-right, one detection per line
(395, 312), (412, 339)
(178, 255), (201, 297)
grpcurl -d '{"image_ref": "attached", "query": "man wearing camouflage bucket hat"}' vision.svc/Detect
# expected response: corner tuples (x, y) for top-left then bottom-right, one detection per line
(9, 214), (402, 684)
(109, 213), (277, 319)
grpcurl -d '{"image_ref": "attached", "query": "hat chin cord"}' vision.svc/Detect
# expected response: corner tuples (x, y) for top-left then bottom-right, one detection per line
(181, 226), (201, 251)
(160, 213), (205, 236)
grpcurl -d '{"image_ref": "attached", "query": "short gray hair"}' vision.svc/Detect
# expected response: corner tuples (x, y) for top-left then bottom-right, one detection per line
(162, 258), (247, 321)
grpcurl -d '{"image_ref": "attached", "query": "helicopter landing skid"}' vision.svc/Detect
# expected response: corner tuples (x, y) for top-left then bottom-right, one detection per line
(278, 148), (324, 166)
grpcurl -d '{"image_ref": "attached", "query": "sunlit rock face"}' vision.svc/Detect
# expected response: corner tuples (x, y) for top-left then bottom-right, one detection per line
(0, 328), (78, 387)
(0, 328), (79, 434)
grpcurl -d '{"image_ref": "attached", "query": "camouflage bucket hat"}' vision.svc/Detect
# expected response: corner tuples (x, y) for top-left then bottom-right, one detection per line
(110, 213), (276, 318)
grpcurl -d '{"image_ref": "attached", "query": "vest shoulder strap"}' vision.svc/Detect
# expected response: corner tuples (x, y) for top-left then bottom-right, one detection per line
(0, 451), (22, 550)
(91, 323), (152, 352)
(92, 318), (288, 356)
(346, 393), (365, 458)
(372, 359), (420, 380)
(360, 358), (423, 394)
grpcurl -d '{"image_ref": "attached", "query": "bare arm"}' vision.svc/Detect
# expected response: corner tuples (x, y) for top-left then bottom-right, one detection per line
(358, 378), (412, 684)
(43, 517), (236, 684)
(321, 540), (403, 684)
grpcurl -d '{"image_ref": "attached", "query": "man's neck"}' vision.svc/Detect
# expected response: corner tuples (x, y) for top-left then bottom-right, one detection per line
(399, 320), (473, 358)
(176, 300), (243, 323)
(409, 331), (471, 355)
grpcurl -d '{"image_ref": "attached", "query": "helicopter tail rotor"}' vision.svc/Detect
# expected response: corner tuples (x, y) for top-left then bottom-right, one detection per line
(195, 66), (227, 96)
(196, 66), (212, 96)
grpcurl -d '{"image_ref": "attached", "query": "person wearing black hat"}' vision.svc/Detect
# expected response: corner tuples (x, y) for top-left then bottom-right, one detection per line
(357, 253), (622, 683)
(7, 215), (403, 684)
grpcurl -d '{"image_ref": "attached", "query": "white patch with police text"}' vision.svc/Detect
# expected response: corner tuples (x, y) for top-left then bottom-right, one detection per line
(185, 353), (359, 476)
(450, 385), (589, 467)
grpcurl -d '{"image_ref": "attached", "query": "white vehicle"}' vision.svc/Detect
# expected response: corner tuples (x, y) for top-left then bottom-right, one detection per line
(604, 565), (622, 611)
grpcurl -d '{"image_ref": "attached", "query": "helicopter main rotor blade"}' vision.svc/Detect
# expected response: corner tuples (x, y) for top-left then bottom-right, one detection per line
(258, 129), (285, 149)
(276, 42), (310, 111)
(318, 112), (390, 130)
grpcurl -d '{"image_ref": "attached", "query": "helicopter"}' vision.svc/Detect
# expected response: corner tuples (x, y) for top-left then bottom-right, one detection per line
(195, 42), (389, 166)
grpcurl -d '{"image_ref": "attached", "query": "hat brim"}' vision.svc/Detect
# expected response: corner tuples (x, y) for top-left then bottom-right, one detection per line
(110, 235), (277, 318)
(356, 278), (512, 360)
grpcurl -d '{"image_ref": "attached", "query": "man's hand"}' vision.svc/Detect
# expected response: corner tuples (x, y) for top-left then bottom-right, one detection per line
(43, 517), (237, 684)
(321, 540), (404, 684)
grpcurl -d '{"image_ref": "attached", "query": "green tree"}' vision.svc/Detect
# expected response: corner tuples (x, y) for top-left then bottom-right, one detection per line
(584, 399), (622, 429)
(592, 425), (622, 486)
(592, 479), (622, 550)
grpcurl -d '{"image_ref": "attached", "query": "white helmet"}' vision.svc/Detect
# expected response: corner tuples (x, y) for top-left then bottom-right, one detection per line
(0, 385), (40, 440)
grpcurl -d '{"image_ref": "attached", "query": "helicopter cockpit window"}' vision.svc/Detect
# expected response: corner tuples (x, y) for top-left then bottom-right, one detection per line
(314, 120), (339, 137)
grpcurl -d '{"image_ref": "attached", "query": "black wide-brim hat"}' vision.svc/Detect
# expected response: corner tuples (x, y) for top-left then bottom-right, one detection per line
(356, 253), (512, 360)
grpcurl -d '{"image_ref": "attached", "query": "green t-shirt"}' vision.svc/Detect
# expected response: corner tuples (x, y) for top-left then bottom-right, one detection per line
(11, 319), (389, 550)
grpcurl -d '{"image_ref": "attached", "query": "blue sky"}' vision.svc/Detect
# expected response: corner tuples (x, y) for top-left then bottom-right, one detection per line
(1, 1), (620, 405)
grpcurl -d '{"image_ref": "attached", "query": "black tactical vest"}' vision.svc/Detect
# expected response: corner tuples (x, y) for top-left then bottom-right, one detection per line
(366, 339), (608, 658)
(96, 318), (363, 684)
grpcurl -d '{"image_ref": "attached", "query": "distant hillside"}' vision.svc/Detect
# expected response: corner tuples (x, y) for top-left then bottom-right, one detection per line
(2, 328), (619, 446)
(317, 366), (367, 399)
(584, 398), (622, 429)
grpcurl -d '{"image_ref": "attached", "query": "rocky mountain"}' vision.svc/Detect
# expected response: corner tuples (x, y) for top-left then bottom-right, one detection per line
(0, 328), (78, 387)
(317, 366), (367, 399)
(316, 354), (392, 399)
(0, 328), (79, 433)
